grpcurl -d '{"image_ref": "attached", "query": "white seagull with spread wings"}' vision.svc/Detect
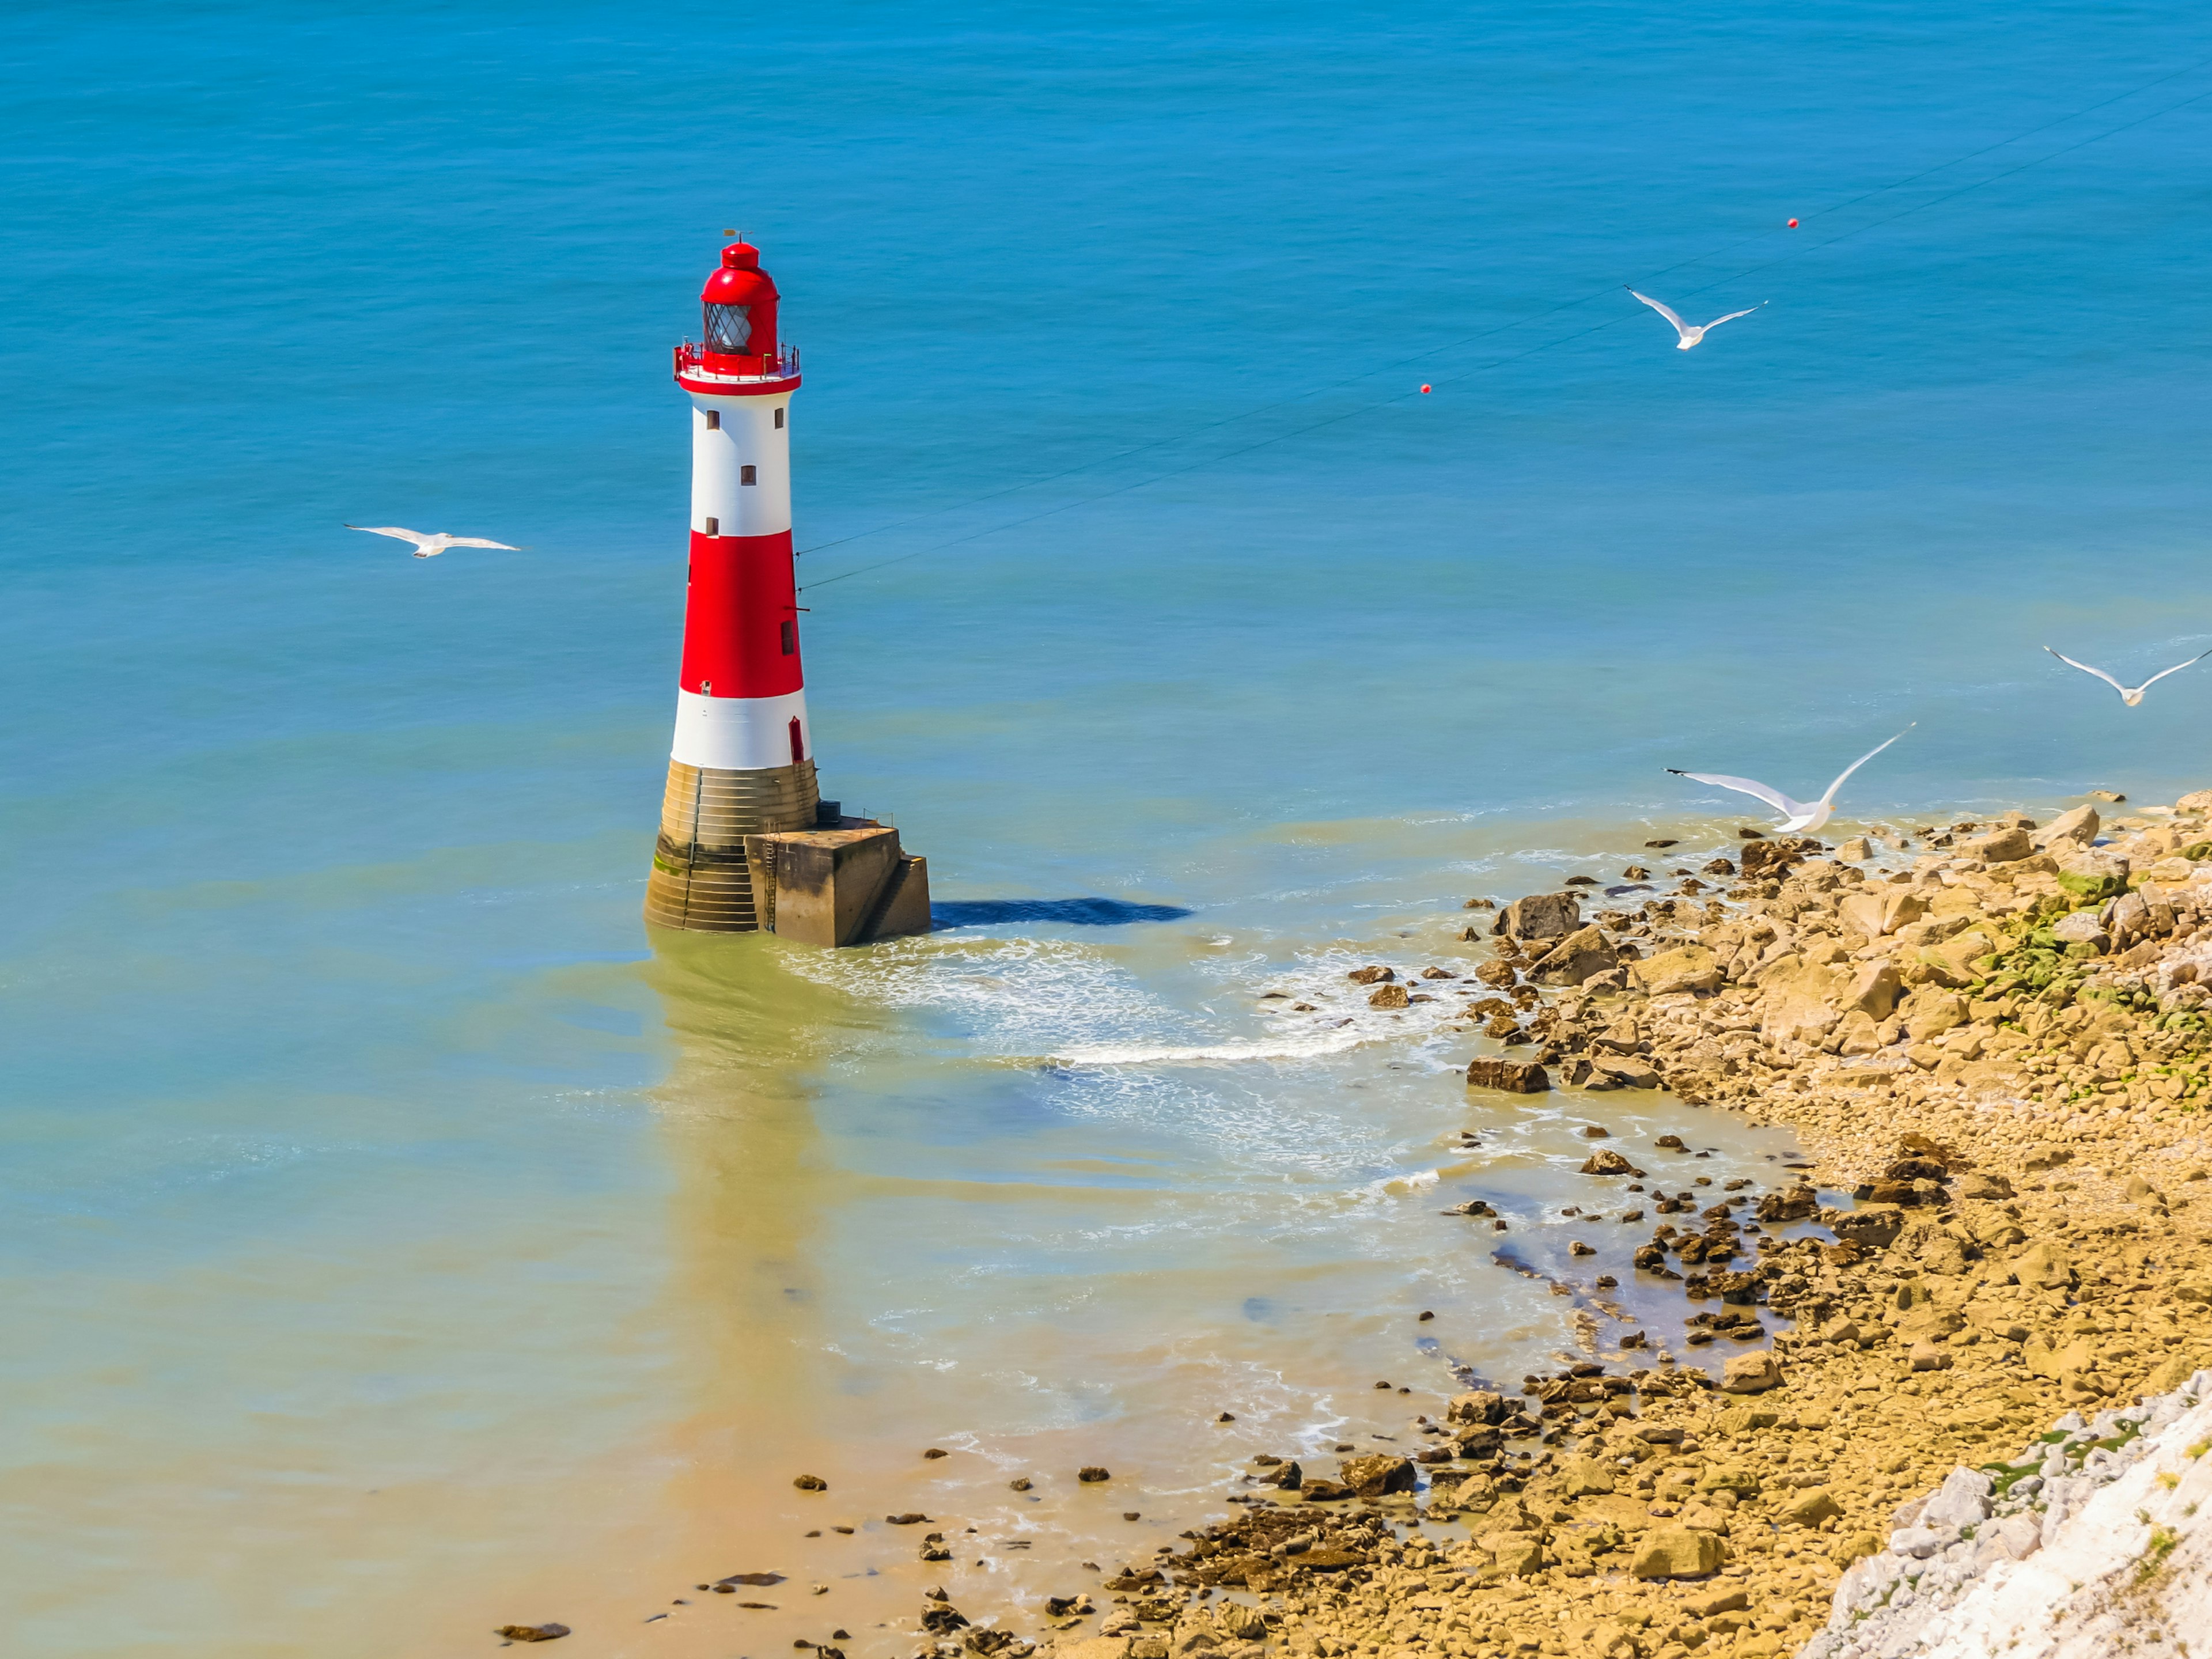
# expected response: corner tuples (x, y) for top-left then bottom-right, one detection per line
(1668, 726), (1914, 835)
(2043, 646), (2210, 707)
(347, 524), (523, 558)
(1627, 289), (1765, 351)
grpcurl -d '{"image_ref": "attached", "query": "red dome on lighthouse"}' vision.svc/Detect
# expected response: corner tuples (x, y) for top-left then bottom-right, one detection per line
(702, 241), (776, 300)
(698, 242), (779, 366)
(675, 243), (798, 394)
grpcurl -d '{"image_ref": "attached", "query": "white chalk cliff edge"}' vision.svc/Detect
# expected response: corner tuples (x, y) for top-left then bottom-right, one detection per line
(1804, 1369), (2212, 1657)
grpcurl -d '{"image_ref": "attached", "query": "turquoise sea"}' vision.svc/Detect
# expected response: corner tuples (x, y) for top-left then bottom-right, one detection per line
(6, 3), (2212, 1654)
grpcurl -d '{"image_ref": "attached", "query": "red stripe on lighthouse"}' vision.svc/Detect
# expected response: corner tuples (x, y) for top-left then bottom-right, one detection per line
(680, 529), (804, 698)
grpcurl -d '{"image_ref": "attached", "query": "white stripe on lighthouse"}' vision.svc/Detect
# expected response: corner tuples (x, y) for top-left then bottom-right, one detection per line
(670, 688), (811, 770)
(691, 396), (792, 536)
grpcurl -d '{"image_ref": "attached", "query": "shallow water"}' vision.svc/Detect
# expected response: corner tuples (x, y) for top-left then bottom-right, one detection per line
(7, 1), (2212, 1654)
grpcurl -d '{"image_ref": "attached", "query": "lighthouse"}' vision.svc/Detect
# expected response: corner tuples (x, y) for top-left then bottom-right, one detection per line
(643, 241), (931, 944)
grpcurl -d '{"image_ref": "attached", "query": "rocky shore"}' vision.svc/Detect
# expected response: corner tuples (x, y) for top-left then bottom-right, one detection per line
(973, 791), (2212, 1659)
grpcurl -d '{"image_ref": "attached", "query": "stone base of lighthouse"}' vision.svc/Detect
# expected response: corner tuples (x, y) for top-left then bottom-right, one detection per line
(643, 759), (931, 944)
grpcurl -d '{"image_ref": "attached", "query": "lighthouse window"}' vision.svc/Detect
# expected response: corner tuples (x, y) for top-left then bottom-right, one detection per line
(703, 410), (719, 430)
(740, 465), (757, 485)
(774, 408), (785, 429)
(781, 620), (796, 655)
(703, 302), (753, 353)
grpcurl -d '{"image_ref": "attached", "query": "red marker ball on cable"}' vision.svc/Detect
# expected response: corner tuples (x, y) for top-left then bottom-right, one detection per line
(1787, 218), (1799, 228)
(1420, 384), (1431, 394)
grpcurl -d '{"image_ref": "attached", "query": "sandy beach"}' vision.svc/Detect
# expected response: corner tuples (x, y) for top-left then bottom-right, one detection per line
(861, 791), (2212, 1659)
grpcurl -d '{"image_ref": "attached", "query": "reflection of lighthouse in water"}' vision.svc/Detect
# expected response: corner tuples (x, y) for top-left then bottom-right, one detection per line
(643, 241), (931, 944)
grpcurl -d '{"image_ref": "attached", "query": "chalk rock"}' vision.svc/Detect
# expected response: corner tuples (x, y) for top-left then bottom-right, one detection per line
(1336, 1453), (1415, 1497)
(1825, 1205), (1904, 1248)
(1696, 1464), (1760, 1496)
(1578, 1147), (1634, 1175)
(1628, 1525), (1726, 1579)
(1832, 1531), (1883, 1571)
(1755, 1184), (1819, 1222)
(1919, 1467), (1993, 1532)
(1573, 1057), (1662, 1090)
(1840, 888), (1927, 940)
(1214, 1605), (1267, 1641)
(1902, 989), (1965, 1040)
(1759, 962), (1845, 1043)
(1906, 1225), (1975, 1276)
(2145, 1354), (2206, 1393)
(1836, 837), (1872, 862)
(1908, 1339), (1952, 1371)
(2050, 909), (2109, 948)
(1840, 960), (1903, 1019)
(1492, 892), (1580, 941)
(1687, 1588), (1749, 1620)
(2034, 803), (2100, 850)
(1888, 1525), (1947, 1559)
(1477, 1536), (1547, 1580)
(1741, 836), (1818, 875)
(1367, 982), (1411, 1008)
(1632, 944), (1724, 995)
(1957, 1171), (2014, 1200)
(1466, 1057), (1549, 1093)
(1721, 1351), (1782, 1394)
(1527, 925), (1618, 986)
(2055, 849), (2128, 902)
(1783, 1488), (1843, 1527)
(2012, 1238), (2075, 1289)
(1966, 824), (2033, 861)
(1448, 1390), (1508, 1425)
(2109, 888), (2151, 943)
(1981, 1511), (2041, 1562)
(1918, 925), (2001, 986)
(1556, 1455), (1615, 1497)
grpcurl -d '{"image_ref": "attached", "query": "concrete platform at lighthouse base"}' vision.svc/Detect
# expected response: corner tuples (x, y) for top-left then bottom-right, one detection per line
(745, 815), (930, 947)
(643, 756), (931, 944)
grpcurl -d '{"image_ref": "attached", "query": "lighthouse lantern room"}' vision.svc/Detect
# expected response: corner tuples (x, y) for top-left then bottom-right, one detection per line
(643, 241), (931, 944)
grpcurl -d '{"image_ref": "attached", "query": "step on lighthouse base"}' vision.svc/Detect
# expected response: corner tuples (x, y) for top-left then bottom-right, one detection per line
(643, 759), (930, 943)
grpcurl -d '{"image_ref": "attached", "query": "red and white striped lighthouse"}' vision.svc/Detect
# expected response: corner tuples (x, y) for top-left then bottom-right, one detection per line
(645, 242), (931, 940)
(643, 240), (817, 931)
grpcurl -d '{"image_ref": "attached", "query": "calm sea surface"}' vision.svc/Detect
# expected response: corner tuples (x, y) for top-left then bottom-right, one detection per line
(7, 3), (2212, 1654)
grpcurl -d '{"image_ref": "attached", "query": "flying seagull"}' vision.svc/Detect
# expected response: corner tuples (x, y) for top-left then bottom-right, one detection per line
(1627, 289), (1765, 351)
(346, 524), (522, 558)
(1668, 726), (1914, 835)
(2043, 646), (2210, 707)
